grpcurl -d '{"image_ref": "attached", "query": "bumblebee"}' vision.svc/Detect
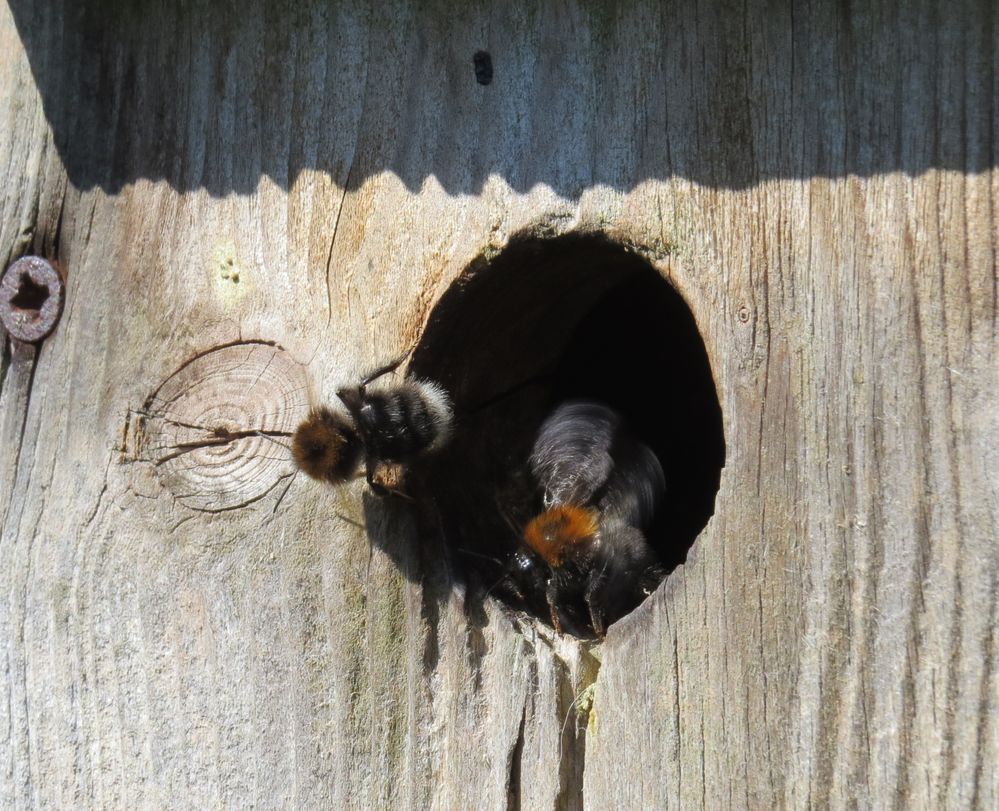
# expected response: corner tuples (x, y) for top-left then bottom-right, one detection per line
(521, 400), (665, 637)
(291, 354), (453, 496)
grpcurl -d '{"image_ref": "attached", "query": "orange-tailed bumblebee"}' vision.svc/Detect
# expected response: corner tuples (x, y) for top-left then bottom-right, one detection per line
(520, 400), (665, 637)
(292, 354), (453, 496)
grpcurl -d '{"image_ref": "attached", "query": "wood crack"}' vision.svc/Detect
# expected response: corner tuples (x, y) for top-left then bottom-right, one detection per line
(1, 341), (39, 531)
(324, 155), (355, 333)
(556, 648), (600, 811)
(82, 455), (113, 529)
(506, 702), (526, 811)
(140, 338), (281, 412)
(152, 428), (292, 466)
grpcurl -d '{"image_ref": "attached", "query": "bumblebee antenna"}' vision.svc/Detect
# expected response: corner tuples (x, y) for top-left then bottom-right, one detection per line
(456, 548), (506, 567)
(493, 491), (529, 538)
(466, 369), (555, 415)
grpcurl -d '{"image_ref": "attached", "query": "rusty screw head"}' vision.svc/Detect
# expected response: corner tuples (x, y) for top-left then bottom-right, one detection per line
(0, 256), (64, 342)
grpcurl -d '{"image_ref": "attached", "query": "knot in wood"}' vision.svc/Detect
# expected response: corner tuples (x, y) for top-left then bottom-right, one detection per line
(141, 341), (308, 511)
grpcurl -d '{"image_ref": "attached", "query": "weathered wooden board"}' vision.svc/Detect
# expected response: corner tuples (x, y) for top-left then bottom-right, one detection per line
(1, 1), (996, 809)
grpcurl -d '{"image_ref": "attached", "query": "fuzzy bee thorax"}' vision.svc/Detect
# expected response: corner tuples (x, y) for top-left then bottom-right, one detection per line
(522, 504), (600, 567)
(291, 407), (363, 484)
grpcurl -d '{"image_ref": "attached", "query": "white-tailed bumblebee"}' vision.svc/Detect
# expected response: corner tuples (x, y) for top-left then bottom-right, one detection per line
(520, 400), (665, 637)
(291, 354), (453, 496)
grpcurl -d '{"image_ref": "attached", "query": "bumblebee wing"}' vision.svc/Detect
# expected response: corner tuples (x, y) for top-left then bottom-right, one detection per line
(529, 401), (619, 507)
(598, 440), (666, 529)
(589, 522), (662, 619)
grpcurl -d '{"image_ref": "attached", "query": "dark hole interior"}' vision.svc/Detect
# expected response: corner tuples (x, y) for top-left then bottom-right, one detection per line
(409, 232), (724, 637)
(10, 275), (50, 311)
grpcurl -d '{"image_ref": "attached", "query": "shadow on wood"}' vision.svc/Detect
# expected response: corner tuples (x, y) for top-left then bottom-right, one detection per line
(8, 0), (995, 195)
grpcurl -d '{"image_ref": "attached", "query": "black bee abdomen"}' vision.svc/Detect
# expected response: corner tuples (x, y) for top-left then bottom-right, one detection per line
(358, 386), (440, 462)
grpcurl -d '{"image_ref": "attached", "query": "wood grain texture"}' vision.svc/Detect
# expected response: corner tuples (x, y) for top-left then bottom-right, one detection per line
(1, 1), (996, 809)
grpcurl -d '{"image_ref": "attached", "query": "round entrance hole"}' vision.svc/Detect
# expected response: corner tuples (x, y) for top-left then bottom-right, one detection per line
(409, 231), (724, 637)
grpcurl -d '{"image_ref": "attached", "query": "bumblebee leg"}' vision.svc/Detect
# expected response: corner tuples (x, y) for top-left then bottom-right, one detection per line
(386, 487), (416, 502)
(584, 578), (607, 639)
(364, 467), (414, 501)
(492, 572), (526, 604)
(335, 385), (363, 416)
(365, 467), (389, 496)
(546, 580), (563, 635)
(335, 352), (410, 416)
(359, 351), (410, 388)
